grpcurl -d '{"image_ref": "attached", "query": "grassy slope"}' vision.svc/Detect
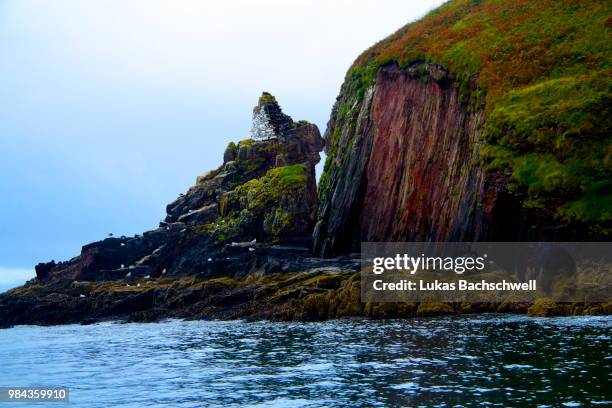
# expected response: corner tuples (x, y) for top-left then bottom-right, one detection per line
(329, 0), (611, 233)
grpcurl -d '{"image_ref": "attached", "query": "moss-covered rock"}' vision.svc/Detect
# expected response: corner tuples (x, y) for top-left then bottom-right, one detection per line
(527, 299), (574, 317)
(3, 266), (610, 328)
(223, 142), (237, 163)
(204, 163), (315, 242)
(417, 302), (456, 316)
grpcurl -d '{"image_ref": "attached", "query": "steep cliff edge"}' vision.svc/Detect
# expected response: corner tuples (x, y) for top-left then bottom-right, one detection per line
(315, 0), (611, 256)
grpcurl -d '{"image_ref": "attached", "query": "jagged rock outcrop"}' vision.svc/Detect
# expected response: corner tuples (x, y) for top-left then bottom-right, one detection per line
(34, 93), (324, 285)
(250, 92), (293, 141)
(165, 92), (324, 242)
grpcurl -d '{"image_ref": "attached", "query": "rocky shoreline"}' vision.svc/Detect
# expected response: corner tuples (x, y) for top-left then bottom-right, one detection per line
(2, 247), (610, 328)
(0, 242), (359, 327)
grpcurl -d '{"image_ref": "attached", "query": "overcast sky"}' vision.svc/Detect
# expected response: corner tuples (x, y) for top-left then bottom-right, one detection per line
(0, 0), (446, 286)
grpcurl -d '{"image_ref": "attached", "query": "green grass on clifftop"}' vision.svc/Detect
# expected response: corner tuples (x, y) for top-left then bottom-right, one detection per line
(326, 0), (611, 233)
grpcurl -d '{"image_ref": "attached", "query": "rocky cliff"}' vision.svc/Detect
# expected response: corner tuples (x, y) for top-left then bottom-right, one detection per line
(314, 0), (611, 256)
(34, 93), (324, 285)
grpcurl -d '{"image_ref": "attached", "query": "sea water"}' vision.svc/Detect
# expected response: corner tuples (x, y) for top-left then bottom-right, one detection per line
(0, 315), (610, 407)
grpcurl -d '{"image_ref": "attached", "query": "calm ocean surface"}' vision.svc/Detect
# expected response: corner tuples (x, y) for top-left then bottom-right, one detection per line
(0, 315), (610, 407)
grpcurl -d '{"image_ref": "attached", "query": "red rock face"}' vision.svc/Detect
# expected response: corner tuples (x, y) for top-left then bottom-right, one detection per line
(314, 62), (581, 257)
(313, 63), (521, 257)
(360, 65), (485, 242)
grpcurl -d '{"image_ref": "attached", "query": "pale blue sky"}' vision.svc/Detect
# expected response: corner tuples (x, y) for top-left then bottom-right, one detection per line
(0, 0), (446, 286)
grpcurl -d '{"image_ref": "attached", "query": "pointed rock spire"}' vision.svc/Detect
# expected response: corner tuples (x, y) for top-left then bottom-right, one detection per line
(250, 92), (293, 141)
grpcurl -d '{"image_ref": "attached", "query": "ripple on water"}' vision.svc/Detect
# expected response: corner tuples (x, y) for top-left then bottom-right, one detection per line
(0, 315), (609, 407)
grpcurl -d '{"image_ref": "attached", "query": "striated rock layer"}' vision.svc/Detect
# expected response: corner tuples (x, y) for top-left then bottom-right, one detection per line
(314, 61), (580, 257)
(315, 63), (483, 256)
(361, 64), (487, 242)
